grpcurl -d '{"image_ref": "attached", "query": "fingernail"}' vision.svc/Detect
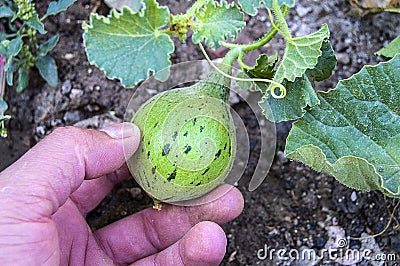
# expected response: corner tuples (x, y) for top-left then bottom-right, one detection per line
(101, 123), (139, 139)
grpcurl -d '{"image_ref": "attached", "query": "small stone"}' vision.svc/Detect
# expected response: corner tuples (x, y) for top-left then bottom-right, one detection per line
(36, 126), (46, 136)
(336, 53), (351, 65)
(296, 5), (313, 17)
(61, 80), (72, 95)
(228, 250), (237, 262)
(65, 53), (75, 60)
(129, 187), (143, 200)
(63, 111), (81, 123)
(146, 88), (158, 95)
(276, 150), (289, 164)
(229, 90), (240, 104)
(50, 119), (63, 127)
(350, 191), (357, 201)
(70, 89), (84, 100)
(317, 221), (325, 228)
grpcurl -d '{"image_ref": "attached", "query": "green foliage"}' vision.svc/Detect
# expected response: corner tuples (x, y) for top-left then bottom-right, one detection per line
(83, 0), (174, 88)
(238, 0), (295, 15)
(260, 75), (319, 122)
(83, 0), (399, 197)
(0, 0), (75, 91)
(104, 0), (143, 12)
(306, 40), (337, 82)
(0, 0), (76, 136)
(272, 24), (330, 85)
(376, 35), (400, 58)
(285, 55), (400, 197)
(191, 0), (245, 49)
(257, 25), (334, 122)
(237, 54), (277, 92)
(35, 55), (58, 87)
(0, 98), (10, 137)
(46, 0), (77, 17)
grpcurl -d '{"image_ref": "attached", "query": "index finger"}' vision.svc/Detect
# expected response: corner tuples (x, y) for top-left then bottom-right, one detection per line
(93, 185), (244, 265)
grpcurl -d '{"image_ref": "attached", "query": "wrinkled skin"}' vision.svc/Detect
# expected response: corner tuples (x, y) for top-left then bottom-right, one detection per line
(0, 123), (244, 265)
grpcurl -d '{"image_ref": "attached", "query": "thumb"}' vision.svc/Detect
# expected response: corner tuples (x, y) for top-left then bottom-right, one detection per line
(0, 123), (140, 217)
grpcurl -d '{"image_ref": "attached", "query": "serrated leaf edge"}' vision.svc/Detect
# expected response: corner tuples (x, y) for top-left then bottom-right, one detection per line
(192, 0), (245, 49)
(275, 24), (330, 84)
(82, 5), (174, 88)
(285, 144), (399, 197)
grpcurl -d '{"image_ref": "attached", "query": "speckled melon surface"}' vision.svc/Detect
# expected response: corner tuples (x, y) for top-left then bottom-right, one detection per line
(128, 78), (236, 203)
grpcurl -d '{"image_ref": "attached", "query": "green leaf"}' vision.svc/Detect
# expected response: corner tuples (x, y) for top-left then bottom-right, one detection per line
(0, 98), (11, 137)
(285, 54), (400, 197)
(237, 54), (277, 92)
(0, 98), (8, 116)
(192, 0), (245, 49)
(273, 24), (330, 85)
(35, 55), (58, 87)
(38, 35), (59, 56)
(259, 75), (319, 122)
(238, 0), (295, 15)
(104, 0), (143, 12)
(16, 67), (29, 93)
(27, 13), (46, 34)
(246, 54), (277, 80)
(306, 39), (337, 82)
(376, 35), (400, 59)
(0, 5), (14, 18)
(83, 0), (174, 88)
(46, 0), (76, 16)
(0, 37), (23, 57)
(5, 62), (20, 86)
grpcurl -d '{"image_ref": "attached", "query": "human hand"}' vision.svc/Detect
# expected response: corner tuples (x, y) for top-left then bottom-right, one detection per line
(0, 123), (244, 265)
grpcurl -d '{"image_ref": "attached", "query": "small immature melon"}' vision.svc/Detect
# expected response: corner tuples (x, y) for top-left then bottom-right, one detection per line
(128, 72), (236, 205)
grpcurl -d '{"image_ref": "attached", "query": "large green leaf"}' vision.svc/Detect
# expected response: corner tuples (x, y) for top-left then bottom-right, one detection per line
(285, 54), (400, 197)
(238, 0), (295, 15)
(306, 39), (337, 82)
(376, 35), (400, 59)
(259, 38), (335, 123)
(273, 24), (330, 85)
(83, 0), (174, 88)
(259, 75), (319, 122)
(46, 0), (77, 16)
(104, 0), (143, 12)
(192, 0), (245, 49)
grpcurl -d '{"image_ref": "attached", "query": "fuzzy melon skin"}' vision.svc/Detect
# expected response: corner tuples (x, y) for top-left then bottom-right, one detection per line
(129, 81), (236, 203)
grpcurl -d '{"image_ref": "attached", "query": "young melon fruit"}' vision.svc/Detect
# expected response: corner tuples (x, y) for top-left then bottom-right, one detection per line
(128, 71), (236, 207)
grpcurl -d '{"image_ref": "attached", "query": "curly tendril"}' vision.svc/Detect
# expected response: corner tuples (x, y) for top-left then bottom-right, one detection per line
(198, 43), (286, 99)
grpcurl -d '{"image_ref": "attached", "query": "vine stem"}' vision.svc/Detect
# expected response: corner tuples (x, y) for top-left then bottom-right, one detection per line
(272, 0), (292, 40)
(199, 43), (286, 98)
(220, 5), (290, 52)
(350, 200), (400, 240)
